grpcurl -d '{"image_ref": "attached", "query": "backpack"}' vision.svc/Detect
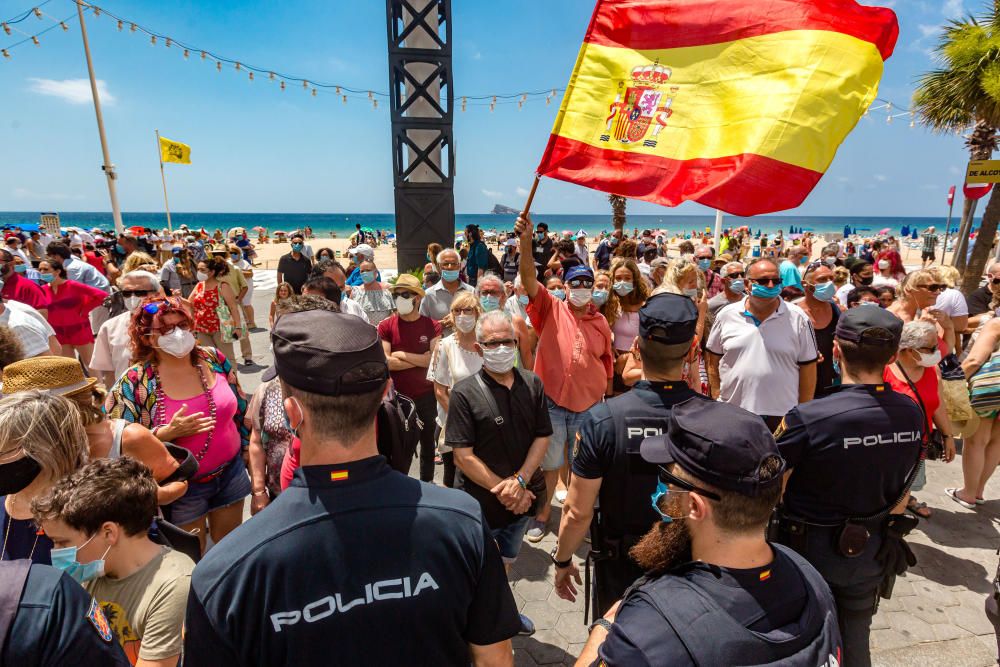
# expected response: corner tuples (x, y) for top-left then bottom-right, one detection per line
(376, 387), (423, 474)
(485, 248), (502, 276)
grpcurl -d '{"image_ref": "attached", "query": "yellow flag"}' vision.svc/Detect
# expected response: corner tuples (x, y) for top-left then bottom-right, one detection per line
(159, 136), (191, 164)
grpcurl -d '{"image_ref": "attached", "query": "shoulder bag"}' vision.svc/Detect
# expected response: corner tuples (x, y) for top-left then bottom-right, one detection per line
(896, 362), (944, 461)
(970, 350), (1000, 413)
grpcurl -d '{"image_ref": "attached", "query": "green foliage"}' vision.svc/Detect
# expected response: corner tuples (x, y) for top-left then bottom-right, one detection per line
(388, 267), (423, 285)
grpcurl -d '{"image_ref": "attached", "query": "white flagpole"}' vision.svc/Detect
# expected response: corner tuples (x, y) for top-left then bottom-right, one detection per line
(713, 209), (724, 251)
(155, 130), (173, 232)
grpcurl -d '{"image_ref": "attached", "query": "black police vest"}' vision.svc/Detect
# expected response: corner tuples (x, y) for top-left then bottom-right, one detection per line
(629, 544), (842, 667)
(602, 388), (684, 540)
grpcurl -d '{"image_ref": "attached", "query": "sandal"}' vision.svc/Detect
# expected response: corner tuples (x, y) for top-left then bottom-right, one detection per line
(946, 488), (977, 509)
(906, 499), (932, 519)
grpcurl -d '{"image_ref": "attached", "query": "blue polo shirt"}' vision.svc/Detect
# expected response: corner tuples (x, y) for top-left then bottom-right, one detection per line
(183, 456), (519, 666)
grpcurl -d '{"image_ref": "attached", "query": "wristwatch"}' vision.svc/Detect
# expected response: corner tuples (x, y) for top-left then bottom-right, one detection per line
(549, 546), (572, 569)
(588, 618), (613, 634)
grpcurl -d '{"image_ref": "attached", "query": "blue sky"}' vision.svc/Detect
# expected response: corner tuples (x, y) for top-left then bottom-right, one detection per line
(0, 0), (984, 216)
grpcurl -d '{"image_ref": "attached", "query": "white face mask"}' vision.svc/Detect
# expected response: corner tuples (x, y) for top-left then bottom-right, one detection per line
(196, 271), (209, 282)
(157, 328), (197, 358)
(455, 314), (476, 333)
(482, 345), (517, 373)
(123, 296), (143, 311)
(395, 295), (415, 315)
(915, 349), (942, 368)
(568, 288), (592, 307)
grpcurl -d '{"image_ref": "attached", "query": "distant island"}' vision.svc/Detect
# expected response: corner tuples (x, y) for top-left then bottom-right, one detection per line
(491, 204), (519, 215)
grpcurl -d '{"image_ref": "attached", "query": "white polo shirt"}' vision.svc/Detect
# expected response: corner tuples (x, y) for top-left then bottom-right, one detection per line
(90, 311), (133, 382)
(0, 300), (55, 358)
(706, 298), (818, 417)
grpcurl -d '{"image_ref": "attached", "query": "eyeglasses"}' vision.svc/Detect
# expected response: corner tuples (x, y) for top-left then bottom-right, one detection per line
(120, 289), (154, 298)
(991, 277), (1000, 285)
(478, 338), (515, 350)
(478, 289), (503, 297)
(750, 277), (781, 287)
(920, 283), (946, 292)
(566, 279), (594, 289)
(725, 272), (745, 279)
(394, 291), (417, 300)
(452, 307), (476, 315)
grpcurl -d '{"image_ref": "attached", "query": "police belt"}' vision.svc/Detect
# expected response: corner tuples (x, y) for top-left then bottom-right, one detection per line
(583, 534), (642, 625)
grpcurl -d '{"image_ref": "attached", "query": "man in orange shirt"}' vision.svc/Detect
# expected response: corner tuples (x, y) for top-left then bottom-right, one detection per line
(514, 213), (613, 542)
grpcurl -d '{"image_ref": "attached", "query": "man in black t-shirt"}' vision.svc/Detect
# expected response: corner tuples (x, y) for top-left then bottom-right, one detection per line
(184, 310), (519, 666)
(531, 222), (555, 280)
(276, 234), (312, 294)
(775, 306), (922, 667)
(446, 310), (552, 636)
(578, 401), (840, 667)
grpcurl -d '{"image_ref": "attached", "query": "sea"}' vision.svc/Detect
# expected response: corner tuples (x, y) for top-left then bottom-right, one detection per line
(0, 211), (977, 239)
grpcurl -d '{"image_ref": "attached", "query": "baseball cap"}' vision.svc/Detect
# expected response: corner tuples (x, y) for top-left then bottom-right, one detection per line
(390, 273), (425, 297)
(835, 306), (903, 347)
(264, 310), (389, 395)
(348, 243), (375, 259)
(639, 293), (697, 344)
(563, 264), (594, 284)
(640, 399), (786, 497)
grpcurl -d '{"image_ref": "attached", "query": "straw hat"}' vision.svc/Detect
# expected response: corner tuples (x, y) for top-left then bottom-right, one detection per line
(390, 274), (426, 297)
(1, 356), (98, 397)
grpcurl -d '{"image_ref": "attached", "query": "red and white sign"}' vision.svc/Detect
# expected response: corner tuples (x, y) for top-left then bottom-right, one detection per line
(964, 182), (993, 201)
(948, 185), (956, 205)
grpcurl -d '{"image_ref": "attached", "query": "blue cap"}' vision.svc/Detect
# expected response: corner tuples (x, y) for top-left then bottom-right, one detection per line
(639, 293), (698, 344)
(640, 399), (785, 497)
(563, 264), (594, 284)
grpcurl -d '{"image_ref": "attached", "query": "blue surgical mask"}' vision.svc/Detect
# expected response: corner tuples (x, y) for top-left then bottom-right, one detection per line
(40, 273), (54, 283)
(50, 534), (110, 584)
(728, 279), (746, 295)
(292, 243), (303, 252)
(592, 289), (609, 306)
(697, 259), (711, 271)
(683, 287), (698, 298)
(613, 281), (633, 297)
(650, 481), (676, 524)
(480, 295), (500, 312)
(518, 294), (530, 306)
(360, 271), (376, 285)
(441, 269), (460, 283)
(551, 289), (565, 301)
(811, 281), (836, 302)
(750, 282), (782, 299)
(231, 253), (240, 261)
(13, 264), (26, 274)
(609, 237), (619, 247)
(115, 243), (126, 255)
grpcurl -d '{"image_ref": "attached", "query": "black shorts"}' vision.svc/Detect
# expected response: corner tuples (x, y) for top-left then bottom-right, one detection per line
(921, 250), (935, 261)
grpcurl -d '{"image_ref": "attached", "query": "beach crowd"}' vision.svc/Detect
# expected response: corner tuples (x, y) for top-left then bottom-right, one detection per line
(0, 213), (999, 666)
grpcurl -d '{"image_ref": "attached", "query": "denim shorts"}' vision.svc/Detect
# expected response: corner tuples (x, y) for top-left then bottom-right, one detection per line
(491, 514), (533, 563)
(166, 455), (251, 526)
(542, 397), (590, 471)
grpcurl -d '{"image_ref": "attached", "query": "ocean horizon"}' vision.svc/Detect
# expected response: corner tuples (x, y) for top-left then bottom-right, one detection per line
(0, 211), (977, 239)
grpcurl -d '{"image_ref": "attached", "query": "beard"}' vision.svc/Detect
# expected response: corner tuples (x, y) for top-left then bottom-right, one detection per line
(629, 496), (692, 574)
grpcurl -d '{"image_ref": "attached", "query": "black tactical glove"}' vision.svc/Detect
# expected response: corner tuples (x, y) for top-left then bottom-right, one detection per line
(875, 514), (919, 576)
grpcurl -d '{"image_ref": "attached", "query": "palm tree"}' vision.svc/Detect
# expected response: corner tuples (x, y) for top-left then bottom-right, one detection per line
(608, 194), (627, 232)
(913, 2), (1000, 293)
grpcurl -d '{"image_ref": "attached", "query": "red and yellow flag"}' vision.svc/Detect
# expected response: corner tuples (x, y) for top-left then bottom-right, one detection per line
(536, 0), (899, 216)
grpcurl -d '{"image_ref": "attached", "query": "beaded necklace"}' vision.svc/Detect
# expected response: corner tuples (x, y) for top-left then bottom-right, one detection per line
(154, 361), (217, 461)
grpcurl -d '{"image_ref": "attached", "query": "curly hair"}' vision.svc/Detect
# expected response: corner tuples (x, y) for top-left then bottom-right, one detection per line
(121, 251), (157, 275)
(609, 257), (650, 308)
(613, 238), (638, 260)
(174, 247), (195, 280)
(199, 256), (231, 278)
(128, 296), (197, 366)
(0, 324), (25, 375)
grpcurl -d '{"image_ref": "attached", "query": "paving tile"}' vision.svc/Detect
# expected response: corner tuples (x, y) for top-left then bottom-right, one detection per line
(900, 596), (952, 625)
(931, 622), (972, 642)
(523, 629), (570, 665)
(520, 600), (562, 631)
(870, 628), (913, 652)
(947, 604), (998, 636)
(516, 578), (555, 602)
(554, 611), (589, 644)
(886, 611), (937, 643)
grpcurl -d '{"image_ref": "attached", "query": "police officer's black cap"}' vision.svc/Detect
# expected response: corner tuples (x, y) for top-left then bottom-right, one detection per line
(639, 293), (698, 345)
(263, 310), (389, 395)
(835, 306), (903, 347)
(640, 399), (786, 497)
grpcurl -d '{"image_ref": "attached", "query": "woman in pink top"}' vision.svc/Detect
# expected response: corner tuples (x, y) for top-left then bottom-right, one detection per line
(106, 296), (250, 554)
(38, 259), (107, 364)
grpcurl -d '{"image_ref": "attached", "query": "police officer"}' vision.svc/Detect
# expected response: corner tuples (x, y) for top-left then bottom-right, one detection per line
(183, 310), (521, 666)
(0, 561), (130, 665)
(577, 400), (842, 666)
(774, 306), (923, 667)
(551, 293), (711, 619)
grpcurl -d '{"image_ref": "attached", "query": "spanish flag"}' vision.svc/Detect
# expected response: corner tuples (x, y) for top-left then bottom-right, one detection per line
(536, 0), (898, 216)
(159, 136), (191, 165)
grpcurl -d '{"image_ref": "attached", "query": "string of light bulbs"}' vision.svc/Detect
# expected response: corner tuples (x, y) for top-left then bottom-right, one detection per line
(1, 0), (959, 124)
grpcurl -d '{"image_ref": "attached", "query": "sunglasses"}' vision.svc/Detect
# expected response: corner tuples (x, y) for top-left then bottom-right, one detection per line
(650, 466), (721, 522)
(479, 338), (515, 350)
(725, 272), (745, 279)
(920, 283), (946, 292)
(121, 289), (155, 298)
(750, 277), (781, 287)
(566, 279), (594, 289)
(394, 291), (418, 300)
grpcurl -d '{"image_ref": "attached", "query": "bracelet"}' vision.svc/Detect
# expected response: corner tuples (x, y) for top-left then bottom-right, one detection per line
(251, 489), (268, 497)
(588, 618), (613, 634)
(515, 473), (527, 490)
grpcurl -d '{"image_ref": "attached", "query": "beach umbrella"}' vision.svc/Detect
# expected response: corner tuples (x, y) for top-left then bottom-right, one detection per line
(911, 229), (918, 240)
(901, 225), (909, 236)
(251, 226), (266, 232)
(228, 227), (247, 238)
(878, 227), (890, 236)
(127, 225), (146, 235)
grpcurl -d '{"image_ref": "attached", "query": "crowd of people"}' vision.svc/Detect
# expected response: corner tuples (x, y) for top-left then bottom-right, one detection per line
(0, 214), (997, 666)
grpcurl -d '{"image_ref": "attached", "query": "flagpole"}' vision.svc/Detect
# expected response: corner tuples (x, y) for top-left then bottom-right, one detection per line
(713, 209), (724, 252)
(76, 0), (123, 236)
(155, 130), (173, 232)
(522, 175), (541, 215)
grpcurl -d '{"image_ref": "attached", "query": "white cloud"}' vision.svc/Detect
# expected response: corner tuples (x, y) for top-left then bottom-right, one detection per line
(874, 174), (888, 182)
(481, 189), (502, 199)
(942, 0), (965, 18)
(949, 165), (962, 175)
(836, 176), (851, 183)
(27, 78), (115, 105)
(11, 187), (84, 201)
(917, 24), (941, 38)
(515, 186), (529, 197)
(473, 51), (482, 60)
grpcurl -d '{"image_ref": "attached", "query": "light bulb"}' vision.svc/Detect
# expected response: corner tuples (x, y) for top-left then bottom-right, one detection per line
(60, 22), (68, 31)
(1, 23), (9, 35)
(216, 61), (222, 71)
(311, 88), (316, 96)
(280, 81), (286, 91)
(1, 49), (9, 59)
(249, 71), (254, 81)
(183, 49), (189, 59)
(342, 95), (347, 104)
(117, 20), (122, 31)
(165, 38), (171, 48)
(33, 8), (42, 19)
(31, 36), (39, 46)
(130, 23), (136, 32)
(150, 35), (156, 46)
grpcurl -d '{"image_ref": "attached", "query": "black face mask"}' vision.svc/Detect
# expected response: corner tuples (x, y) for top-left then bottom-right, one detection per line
(858, 275), (874, 286)
(0, 455), (41, 496)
